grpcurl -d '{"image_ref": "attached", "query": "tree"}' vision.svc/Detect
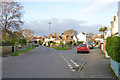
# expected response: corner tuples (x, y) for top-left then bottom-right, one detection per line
(0, 0), (24, 40)
(19, 38), (27, 45)
(21, 29), (34, 42)
(63, 29), (77, 36)
(99, 27), (107, 39)
(12, 31), (23, 39)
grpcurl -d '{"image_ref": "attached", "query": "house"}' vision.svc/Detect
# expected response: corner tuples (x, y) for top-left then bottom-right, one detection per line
(77, 32), (89, 43)
(73, 36), (78, 43)
(104, 30), (111, 39)
(42, 34), (56, 46)
(110, 12), (120, 36)
(103, 11), (120, 59)
(107, 7), (120, 77)
(42, 30), (77, 46)
(60, 32), (77, 44)
(54, 34), (62, 43)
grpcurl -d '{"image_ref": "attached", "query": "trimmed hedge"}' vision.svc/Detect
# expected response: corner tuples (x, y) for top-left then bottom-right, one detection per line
(106, 36), (120, 62)
(54, 47), (72, 50)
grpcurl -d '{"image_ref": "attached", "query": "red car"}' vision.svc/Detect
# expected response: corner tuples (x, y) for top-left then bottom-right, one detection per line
(77, 44), (89, 53)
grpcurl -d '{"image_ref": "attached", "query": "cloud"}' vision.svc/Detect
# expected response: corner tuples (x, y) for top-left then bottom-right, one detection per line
(22, 18), (105, 36)
(81, 0), (119, 13)
(16, 0), (98, 2)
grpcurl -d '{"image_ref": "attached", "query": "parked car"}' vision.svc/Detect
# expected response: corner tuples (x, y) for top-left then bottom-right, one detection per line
(32, 43), (39, 47)
(87, 42), (94, 49)
(77, 44), (89, 53)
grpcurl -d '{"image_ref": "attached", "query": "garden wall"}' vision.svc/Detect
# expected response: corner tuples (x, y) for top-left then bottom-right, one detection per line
(1, 46), (12, 55)
(111, 59), (120, 76)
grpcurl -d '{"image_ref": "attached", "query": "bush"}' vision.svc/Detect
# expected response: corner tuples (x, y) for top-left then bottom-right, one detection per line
(2, 40), (12, 46)
(77, 41), (83, 44)
(39, 41), (42, 45)
(66, 41), (72, 45)
(34, 40), (37, 44)
(19, 38), (27, 45)
(2, 38), (18, 46)
(60, 41), (63, 44)
(106, 36), (120, 62)
(54, 47), (72, 50)
(29, 41), (32, 43)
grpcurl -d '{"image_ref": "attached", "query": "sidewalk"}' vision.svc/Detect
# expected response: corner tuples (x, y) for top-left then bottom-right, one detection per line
(80, 47), (117, 79)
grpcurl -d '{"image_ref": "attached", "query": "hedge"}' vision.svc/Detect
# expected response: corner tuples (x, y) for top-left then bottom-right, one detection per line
(106, 36), (120, 62)
(54, 47), (72, 50)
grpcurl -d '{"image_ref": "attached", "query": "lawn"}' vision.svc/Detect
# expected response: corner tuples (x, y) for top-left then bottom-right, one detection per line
(11, 45), (34, 56)
(54, 47), (72, 50)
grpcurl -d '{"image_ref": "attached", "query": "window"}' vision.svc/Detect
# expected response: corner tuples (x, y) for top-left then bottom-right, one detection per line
(79, 45), (86, 47)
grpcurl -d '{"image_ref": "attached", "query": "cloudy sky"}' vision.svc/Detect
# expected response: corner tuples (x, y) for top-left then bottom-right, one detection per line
(20, 0), (119, 36)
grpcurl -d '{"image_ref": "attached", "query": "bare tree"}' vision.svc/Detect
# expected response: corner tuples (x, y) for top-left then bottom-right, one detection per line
(21, 29), (34, 42)
(0, 0), (24, 40)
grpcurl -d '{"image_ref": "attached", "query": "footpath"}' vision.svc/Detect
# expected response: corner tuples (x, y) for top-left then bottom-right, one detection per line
(80, 47), (118, 79)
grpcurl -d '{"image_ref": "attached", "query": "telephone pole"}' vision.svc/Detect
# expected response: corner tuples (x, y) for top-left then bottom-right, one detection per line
(49, 22), (51, 36)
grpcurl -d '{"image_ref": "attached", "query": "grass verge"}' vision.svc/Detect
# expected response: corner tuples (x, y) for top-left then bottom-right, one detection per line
(11, 45), (35, 56)
(54, 47), (72, 50)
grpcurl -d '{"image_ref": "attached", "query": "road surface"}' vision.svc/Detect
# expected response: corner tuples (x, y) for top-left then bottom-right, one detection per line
(2, 46), (116, 78)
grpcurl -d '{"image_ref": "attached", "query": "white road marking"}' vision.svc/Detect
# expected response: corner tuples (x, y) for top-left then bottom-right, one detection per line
(72, 70), (75, 72)
(75, 64), (79, 67)
(59, 53), (77, 72)
(68, 65), (72, 67)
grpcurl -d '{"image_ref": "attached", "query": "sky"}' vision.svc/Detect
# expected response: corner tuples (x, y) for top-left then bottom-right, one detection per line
(20, 0), (119, 36)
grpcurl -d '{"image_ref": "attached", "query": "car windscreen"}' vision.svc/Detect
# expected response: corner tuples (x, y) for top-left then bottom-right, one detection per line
(79, 45), (87, 47)
(88, 42), (92, 45)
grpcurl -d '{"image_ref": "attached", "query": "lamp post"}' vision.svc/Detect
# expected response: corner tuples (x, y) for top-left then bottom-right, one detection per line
(49, 22), (51, 36)
(48, 22), (51, 47)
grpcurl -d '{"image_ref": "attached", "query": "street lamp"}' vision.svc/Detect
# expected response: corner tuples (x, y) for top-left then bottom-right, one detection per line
(49, 22), (51, 36)
(48, 22), (51, 47)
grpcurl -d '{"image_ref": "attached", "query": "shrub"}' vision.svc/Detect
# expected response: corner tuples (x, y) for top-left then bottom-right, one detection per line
(2, 38), (18, 46)
(60, 41), (63, 44)
(19, 38), (27, 45)
(106, 36), (120, 62)
(29, 41), (32, 43)
(39, 41), (42, 45)
(66, 41), (72, 45)
(77, 41), (83, 44)
(33, 40), (37, 44)
(54, 47), (72, 50)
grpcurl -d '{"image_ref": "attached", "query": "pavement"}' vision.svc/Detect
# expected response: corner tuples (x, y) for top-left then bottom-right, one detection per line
(2, 46), (117, 79)
(80, 47), (114, 78)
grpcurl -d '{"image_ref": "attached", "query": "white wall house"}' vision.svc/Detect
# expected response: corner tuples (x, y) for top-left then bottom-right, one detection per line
(118, 6), (120, 36)
(73, 36), (77, 43)
(104, 30), (111, 39)
(77, 33), (89, 43)
(42, 37), (55, 46)
(111, 12), (120, 36)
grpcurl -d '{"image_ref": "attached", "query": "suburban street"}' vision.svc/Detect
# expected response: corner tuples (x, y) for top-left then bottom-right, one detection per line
(2, 46), (116, 78)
